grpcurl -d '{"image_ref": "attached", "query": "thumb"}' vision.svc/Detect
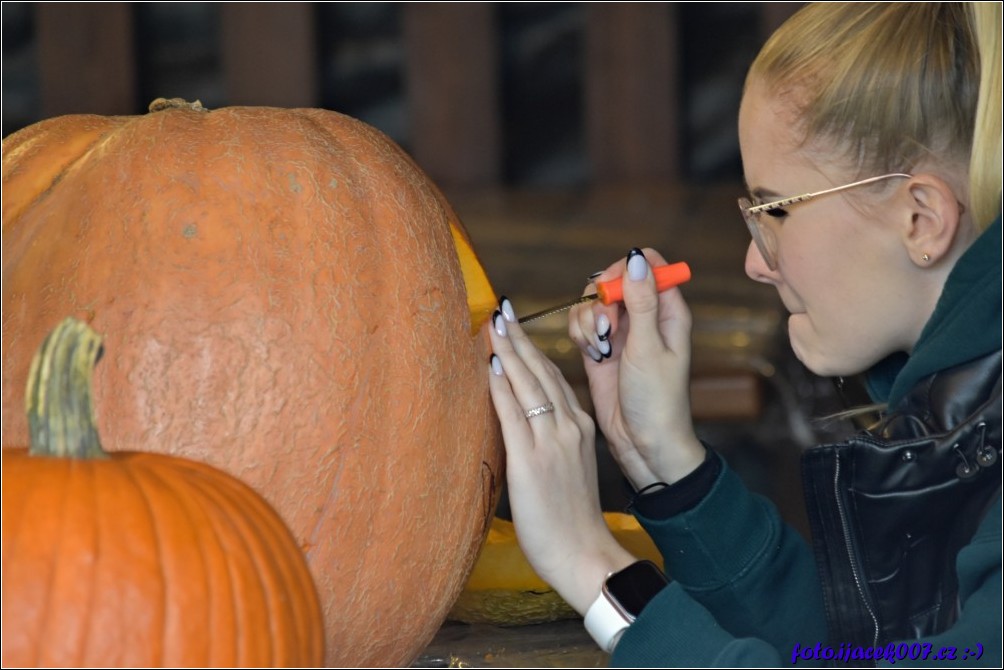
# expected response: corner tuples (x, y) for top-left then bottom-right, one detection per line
(620, 248), (665, 353)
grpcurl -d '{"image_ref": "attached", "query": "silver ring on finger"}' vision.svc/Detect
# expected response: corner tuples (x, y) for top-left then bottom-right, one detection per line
(524, 402), (555, 420)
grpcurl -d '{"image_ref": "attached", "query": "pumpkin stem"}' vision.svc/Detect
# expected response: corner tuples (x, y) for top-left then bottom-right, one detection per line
(26, 318), (107, 459)
(148, 97), (209, 113)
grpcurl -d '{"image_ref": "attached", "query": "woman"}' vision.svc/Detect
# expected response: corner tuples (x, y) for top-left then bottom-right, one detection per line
(487, 3), (1001, 666)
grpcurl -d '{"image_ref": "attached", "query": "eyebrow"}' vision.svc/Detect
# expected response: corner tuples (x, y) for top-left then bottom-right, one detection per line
(748, 185), (783, 201)
(741, 178), (783, 200)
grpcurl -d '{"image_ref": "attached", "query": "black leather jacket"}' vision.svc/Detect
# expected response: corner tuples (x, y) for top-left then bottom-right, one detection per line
(801, 349), (1002, 651)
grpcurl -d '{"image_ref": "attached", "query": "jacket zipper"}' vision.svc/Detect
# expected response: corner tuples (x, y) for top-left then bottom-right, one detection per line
(833, 454), (881, 646)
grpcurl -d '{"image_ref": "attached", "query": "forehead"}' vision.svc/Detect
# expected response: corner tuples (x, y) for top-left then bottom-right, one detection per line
(739, 80), (806, 169)
(739, 80), (848, 195)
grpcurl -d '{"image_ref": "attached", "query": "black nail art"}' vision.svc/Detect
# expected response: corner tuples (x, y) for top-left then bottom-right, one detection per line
(493, 310), (511, 338)
(597, 316), (611, 341)
(627, 247), (644, 261)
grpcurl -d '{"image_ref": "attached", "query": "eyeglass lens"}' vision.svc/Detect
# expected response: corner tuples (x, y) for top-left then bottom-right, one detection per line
(738, 198), (777, 270)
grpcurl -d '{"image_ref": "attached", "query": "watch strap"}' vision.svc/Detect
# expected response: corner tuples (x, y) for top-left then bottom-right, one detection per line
(584, 585), (631, 653)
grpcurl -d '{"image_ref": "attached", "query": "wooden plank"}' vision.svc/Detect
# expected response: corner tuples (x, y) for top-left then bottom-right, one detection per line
(402, 4), (501, 189)
(585, 3), (678, 184)
(220, 4), (318, 107)
(36, 3), (137, 118)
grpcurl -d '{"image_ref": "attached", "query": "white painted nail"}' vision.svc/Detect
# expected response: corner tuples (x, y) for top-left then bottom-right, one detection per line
(500, 297), (516, 323)
(628, 249), (648, 282)
(596, 314), (611, 339)
(493, 311), (508, 337)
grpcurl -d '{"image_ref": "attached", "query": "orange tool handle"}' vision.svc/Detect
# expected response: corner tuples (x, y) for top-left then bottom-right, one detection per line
(595, 261), (692, 305)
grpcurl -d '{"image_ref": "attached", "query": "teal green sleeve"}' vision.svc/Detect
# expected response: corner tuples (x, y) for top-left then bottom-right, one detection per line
(612, 582), (790, 666)
(612, 455), (828, 666)
(611, 459), (1001, 668)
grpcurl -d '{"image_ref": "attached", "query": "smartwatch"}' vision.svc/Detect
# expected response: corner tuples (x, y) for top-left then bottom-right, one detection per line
(584, 560), (669, 653)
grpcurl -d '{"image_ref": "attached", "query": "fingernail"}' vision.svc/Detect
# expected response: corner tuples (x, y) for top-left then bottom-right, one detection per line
(490, 354), (504, 376)
(586, 270), (604, 282)
(627, 248), (648, 282)
(586, 344), (603, 362)
(596, 314), (611, 340)
(493, 310), (508, 337)
(500, 296), (516, 323)
(597, 338), (611, 357)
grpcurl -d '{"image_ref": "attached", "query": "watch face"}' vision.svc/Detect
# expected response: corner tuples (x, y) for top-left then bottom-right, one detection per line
(604, 560), (669, 620)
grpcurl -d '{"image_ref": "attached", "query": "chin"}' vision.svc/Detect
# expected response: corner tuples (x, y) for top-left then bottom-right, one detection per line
(788, 319), (854, 377)
(790, 335), (874, 378)
(791, 345), (834, 376)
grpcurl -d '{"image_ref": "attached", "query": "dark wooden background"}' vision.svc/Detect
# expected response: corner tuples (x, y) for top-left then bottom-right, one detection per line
(3, 3), (804, 188)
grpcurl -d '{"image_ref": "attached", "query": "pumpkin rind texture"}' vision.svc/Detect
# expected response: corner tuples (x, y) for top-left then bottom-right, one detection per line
(1, 104), (503, 667)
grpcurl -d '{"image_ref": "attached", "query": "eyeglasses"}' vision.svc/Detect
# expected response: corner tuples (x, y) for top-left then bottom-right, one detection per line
(738, 173), (912, 270)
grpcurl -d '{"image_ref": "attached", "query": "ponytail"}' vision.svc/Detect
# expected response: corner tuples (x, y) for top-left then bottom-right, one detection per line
(967, 2), (1002, 229)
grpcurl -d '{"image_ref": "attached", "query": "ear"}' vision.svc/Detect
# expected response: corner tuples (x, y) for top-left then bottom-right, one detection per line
(900, 174), (964, 266)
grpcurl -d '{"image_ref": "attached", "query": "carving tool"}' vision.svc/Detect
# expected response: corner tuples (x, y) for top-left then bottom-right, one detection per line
(517, 261), (691, 324)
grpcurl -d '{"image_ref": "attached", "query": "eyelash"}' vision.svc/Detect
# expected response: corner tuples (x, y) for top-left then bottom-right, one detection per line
(765, 207), (788, 218)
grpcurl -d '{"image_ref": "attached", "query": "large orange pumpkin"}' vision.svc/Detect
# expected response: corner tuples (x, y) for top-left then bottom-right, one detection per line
(2, 318), (325, 667)
(1, 99), (503, 667)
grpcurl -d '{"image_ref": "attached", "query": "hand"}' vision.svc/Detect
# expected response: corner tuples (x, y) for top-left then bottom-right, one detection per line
(569, 248), (704, 489)
(487, 297), (635, 615)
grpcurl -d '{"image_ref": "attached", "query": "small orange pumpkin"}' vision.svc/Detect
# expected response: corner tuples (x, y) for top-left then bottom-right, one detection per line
(1, 99), (503, 666)
(1, 318), (325, 667)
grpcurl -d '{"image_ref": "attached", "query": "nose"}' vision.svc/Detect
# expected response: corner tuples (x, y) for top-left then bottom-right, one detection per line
(744, 240), (776, 284)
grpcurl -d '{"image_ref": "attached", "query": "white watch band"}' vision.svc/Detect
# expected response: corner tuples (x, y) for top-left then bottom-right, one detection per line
(584, 588), (632, 653)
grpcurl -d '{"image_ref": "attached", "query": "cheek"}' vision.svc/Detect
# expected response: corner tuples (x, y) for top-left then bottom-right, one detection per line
(785, 266), (900, 377)
(774, 209), (909, 375)
(781, 219), (854, 272)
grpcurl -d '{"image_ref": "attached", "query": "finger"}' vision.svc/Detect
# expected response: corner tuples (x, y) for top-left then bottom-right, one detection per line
(568, 300), (603, 363)
(498, 298), (580, 418)
(654, 282), (694, 357)
(620, 247), (668, 354)
(489, 309), (553, 420)
(594, 310), (613, 359)
(570, 263), (623, 362)
(539, 354), (584, 419)
(487, 353), (520, 424)
(624, 248), (693, 357)
(487, 354), (535, 454)
(492, 305), (580, 439)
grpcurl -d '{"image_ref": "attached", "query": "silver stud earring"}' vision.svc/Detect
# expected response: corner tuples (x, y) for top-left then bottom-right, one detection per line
(921, 253), (931, 262)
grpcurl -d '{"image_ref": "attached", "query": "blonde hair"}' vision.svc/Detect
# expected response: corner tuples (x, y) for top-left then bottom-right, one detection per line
(748, 2), (1002, 230)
